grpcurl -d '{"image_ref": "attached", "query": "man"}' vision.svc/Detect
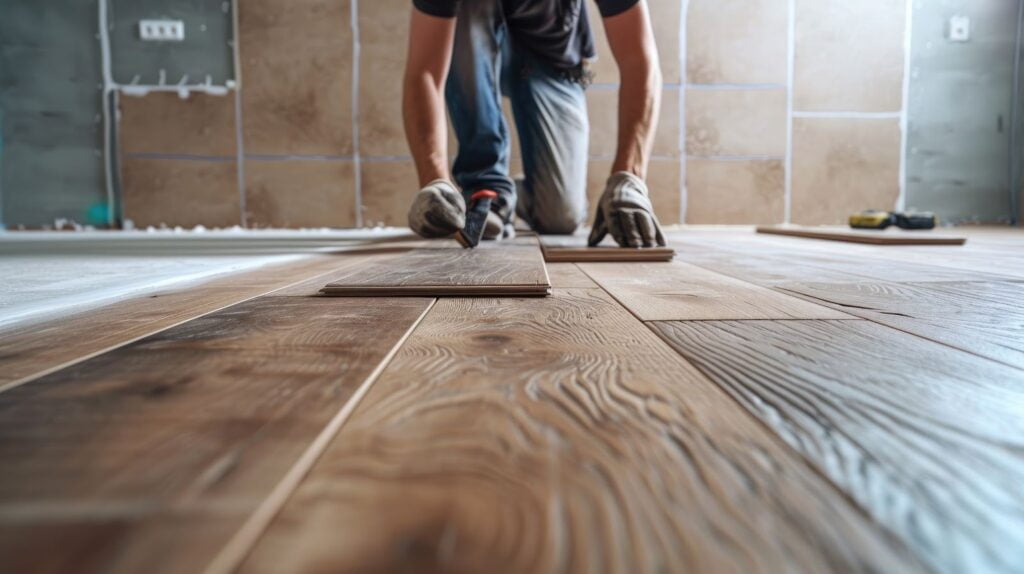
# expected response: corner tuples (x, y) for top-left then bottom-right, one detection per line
(404, 0), (666, 248)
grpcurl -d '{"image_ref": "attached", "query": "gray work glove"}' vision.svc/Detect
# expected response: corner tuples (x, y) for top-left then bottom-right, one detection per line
(407, 179), (466, 238)
(588, 171), (666, 248)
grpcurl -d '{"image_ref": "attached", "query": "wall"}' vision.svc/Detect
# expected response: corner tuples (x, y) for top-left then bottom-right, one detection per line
(112, 0), (920, 228)
(905, 0), (1021, 225)
(0, 0), (106, 228)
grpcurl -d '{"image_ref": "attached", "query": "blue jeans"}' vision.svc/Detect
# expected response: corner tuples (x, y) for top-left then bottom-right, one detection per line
(446, 0), (590, 234)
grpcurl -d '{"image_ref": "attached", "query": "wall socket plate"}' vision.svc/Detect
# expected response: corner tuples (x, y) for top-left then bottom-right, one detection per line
(139, 19), (185, 42)
(949, 15), (970, 42)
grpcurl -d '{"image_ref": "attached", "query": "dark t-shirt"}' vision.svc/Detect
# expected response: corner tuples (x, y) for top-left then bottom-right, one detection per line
(413, 0), (639, 72)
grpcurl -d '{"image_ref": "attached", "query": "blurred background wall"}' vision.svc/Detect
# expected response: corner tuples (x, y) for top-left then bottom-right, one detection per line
(0, 0), (1022, 229)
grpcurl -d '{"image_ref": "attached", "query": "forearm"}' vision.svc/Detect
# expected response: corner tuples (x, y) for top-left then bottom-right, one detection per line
(403, 73), (449, 186)
(613, 60), (661, 179)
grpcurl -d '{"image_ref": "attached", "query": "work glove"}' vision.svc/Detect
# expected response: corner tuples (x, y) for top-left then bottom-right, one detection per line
(588, 171), (666, 248)
(407, 179), (466, 238)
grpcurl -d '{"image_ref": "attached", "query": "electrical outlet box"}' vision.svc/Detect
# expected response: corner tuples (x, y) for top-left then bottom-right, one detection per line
(139, 19), (185, 42)
(949, 15), (970, 42)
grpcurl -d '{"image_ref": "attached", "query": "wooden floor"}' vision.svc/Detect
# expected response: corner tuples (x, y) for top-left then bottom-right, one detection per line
(2, 227), (1023, 574)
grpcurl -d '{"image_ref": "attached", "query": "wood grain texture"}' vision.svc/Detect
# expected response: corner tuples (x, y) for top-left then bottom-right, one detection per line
(545, 263), (599, 289)
(238, 290), (921, 574)
(540, 235), (675, 262)
(320, 238), (551, 297)
(757, 226), (967, 245)
(0, 255), (359, 390)
(653, 320), (1024, 574)
(0, 296), (432, 574)
(580, 261), (853, 320)
(779, 281), (1024, 369)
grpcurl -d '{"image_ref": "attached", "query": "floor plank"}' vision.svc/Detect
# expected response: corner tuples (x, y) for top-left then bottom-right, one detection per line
(320, 238), (551, 297)
(779, 281), (1024, 369)
(544, 263), (600, 289)
(580, 261), (853, 320)
(0, 296), (433, 574)
(235, 291), (920, 574)
(0, 255), (361, 391)
(757, 226), (967, 245)
(653, 320), (1024, 574)
(541, 235), (675, 262)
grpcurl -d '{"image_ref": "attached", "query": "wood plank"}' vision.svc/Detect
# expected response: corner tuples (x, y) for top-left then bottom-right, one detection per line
(757, 225), (967, 245)
(779, 281), (1024, 369)
(320, 238), (551, 297)
(235, 291), (921, 574)
(0, 255), (362, 391)
(653, 320), (1024, 574)
(580, 261), (853, 320)
(0, 296), (433, 574)
(540, 236), (675, 262)
(544, 263), (599, 289)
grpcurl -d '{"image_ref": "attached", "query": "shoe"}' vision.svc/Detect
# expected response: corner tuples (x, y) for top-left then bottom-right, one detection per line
(482, 211), (516, 241)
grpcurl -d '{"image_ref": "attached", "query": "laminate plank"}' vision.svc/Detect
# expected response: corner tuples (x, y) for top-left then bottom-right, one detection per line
(580, 261), (853, 320)
(320, 238), (551, 297)
(545, 263), (599, 289)
(236, 290), (921, 574)
(653, 320), (1024, 574)
(0, 255), (366, 391)
(757, 225), (967, 245)
(541, 235), (675, 262)
(779, 281), (1024, 369)
(0, 296), (433, 574)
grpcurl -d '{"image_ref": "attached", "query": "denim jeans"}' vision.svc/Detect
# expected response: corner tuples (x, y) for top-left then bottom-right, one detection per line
(446, 0), (590, 234)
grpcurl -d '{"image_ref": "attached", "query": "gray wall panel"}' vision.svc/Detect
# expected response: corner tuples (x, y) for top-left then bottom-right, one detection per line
(905, 0), (1020, 224)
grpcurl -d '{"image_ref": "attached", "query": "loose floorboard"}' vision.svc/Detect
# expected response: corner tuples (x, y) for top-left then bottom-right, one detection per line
(0, 296), (433, 574)
(0, 255), (361, 391)
(653, 320), (1024, 574)
(756, 226), (967, 245)
(541, 235), (675, 262)
(580, 261), (853, 320)
(234, 291), (920, 574)
(779, 281), (1024, 369)
(320, 238), (551, 297)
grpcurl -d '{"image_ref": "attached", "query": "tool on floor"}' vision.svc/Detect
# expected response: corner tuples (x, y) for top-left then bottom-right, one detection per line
(849, 210), (937, 230)
(455, 189), (498, 249)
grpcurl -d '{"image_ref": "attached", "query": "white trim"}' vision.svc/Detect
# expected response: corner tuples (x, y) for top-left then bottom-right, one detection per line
(897, 0), (914, 213)
(793, 111), (903, 120)
(784, 0), (795, 224)
(678, 0), (689, 225)
(98, 0), (116, 227)
(351, 0), (363, 228)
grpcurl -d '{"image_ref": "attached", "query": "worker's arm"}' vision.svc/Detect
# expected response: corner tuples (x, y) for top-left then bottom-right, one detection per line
(403, 8), (465, 238)
(588, 1), (666, 247)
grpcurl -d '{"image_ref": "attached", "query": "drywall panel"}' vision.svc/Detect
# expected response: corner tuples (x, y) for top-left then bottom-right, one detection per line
(905, 0), (1020, 224)
(0, 0), (106, 227)
(108, 0), (234, 85)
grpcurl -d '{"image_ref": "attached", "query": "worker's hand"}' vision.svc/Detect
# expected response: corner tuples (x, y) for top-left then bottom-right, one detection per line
(588, 171), (666, 248)
(407, 179), (466, 238)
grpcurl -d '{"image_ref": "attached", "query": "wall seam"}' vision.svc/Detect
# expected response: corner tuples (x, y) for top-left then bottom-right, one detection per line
(784, 0), (796, 224)
(793, 111), (902, 119)
(351, 0), (363, 228)
(98, 0), (116, 227)
(1010, 0), (1024, 225)
(231, 0), (246, 228)
(678, 0), (689, 225)
(897, 0), (914, 213)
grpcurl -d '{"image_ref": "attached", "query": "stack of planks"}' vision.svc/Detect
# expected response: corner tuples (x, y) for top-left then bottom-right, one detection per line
(2, 227), (1023, 574)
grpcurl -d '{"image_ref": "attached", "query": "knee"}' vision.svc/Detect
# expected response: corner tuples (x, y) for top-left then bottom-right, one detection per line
(532, 208), (584, 235)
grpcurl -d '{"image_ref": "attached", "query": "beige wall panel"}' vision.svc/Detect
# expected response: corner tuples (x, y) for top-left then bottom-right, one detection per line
(588, 159), (681, 225)
(245, 161), (356, 228)
(791, 118), (901, 225)
(686, 159), (784, 224)
(686, 88), (787, 156)
(588, 89), (680, 158)
(121, 159), (240, 228)
(588, 0), (681, 84)
(360, 0), (407, 157)
(240, 0), (352, 156)
(361, 160), (419, 228)
(688, 0), (788, 84)
(794, 0), (907, 112)
(119, 93), (236, 156)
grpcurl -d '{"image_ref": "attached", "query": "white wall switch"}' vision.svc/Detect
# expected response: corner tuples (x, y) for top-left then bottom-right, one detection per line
(139, 20), (185, 42)
(949, 15), (970, 42)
